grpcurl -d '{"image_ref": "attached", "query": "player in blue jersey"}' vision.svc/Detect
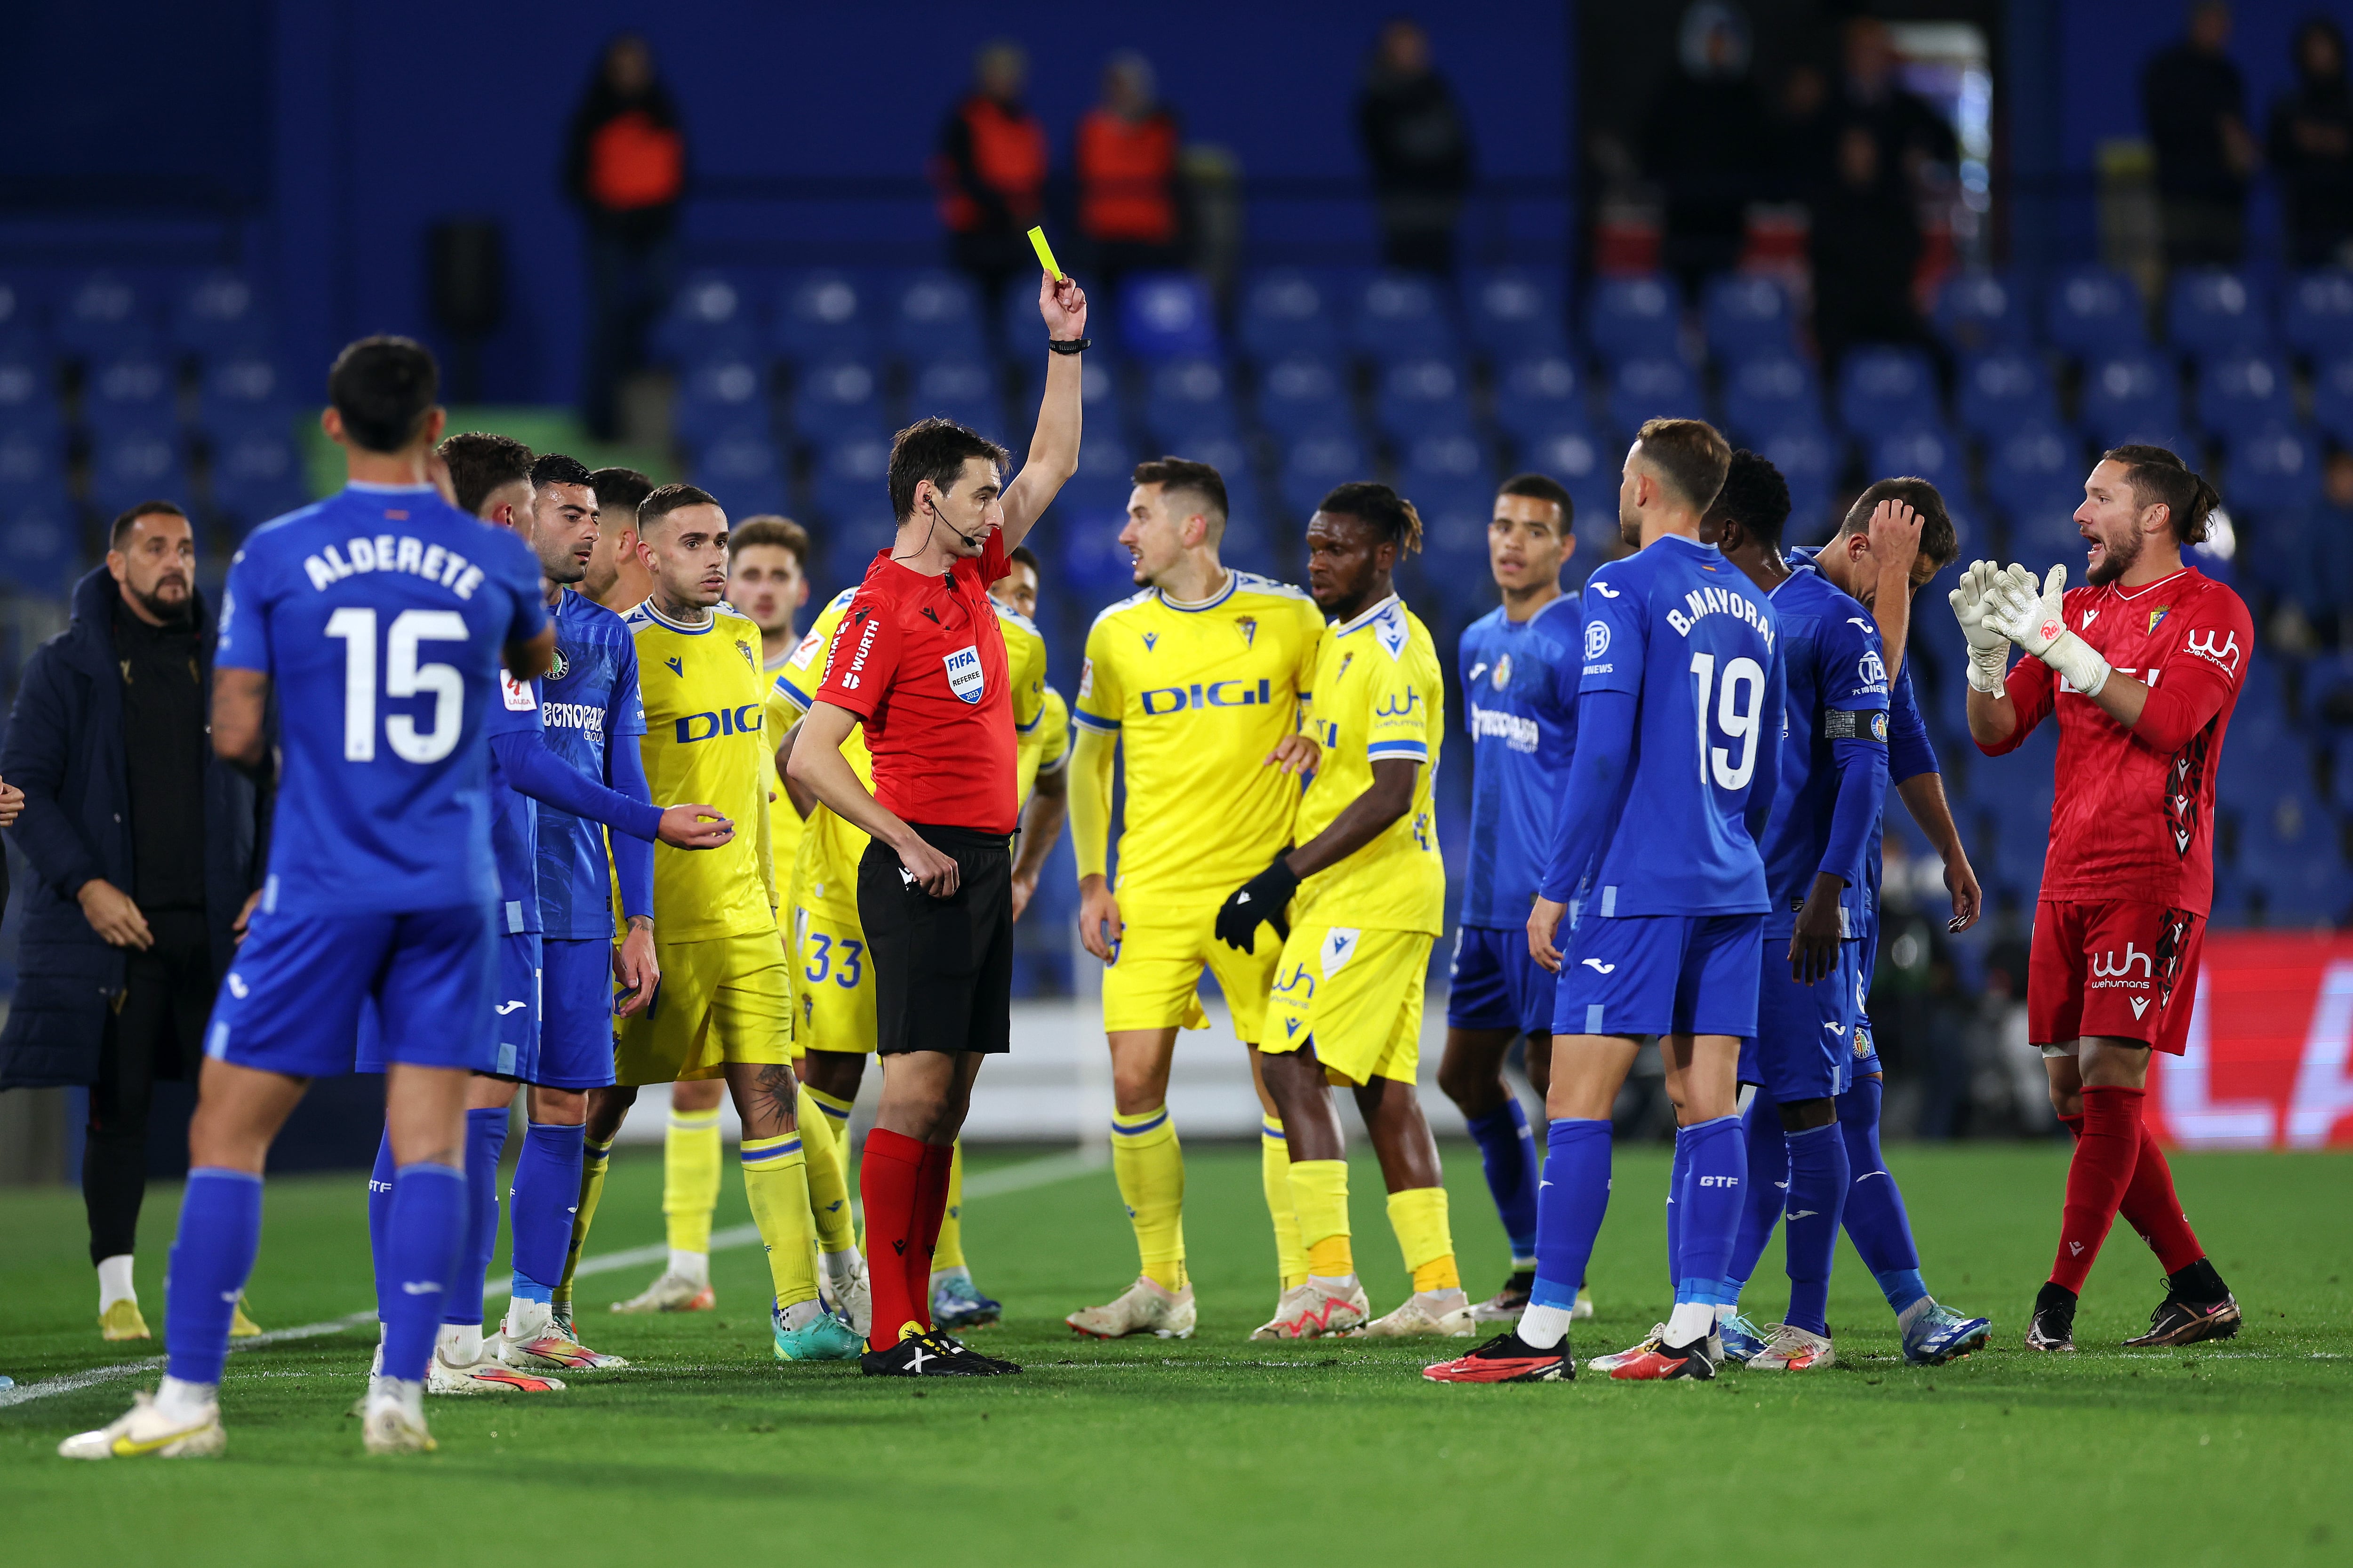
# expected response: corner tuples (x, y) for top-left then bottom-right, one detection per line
(62, 338), (554, 1460)
(1688, 451), (1888, 1372)
(1426, 417), (1782, 1386)
(1435, 472), (1592, 1324)
(1781, 478), (1992, 1366)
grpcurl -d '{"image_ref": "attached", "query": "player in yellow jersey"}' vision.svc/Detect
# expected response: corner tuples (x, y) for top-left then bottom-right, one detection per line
(566, 485), (861, 1363)
(1216, 481), (1467, 1341)
(768, 558), (1052, 1330)
(1062, 458), (1327, 1340)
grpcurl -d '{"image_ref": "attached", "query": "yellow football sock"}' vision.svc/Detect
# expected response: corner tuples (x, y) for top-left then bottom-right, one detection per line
(740, 1132), (820, 1309)
(796, 1086), (856, 1254)
(663, 1105), (722, 1256)
(552, 1134), (614, 1310)
(933, 1141), (968, 1272)
(1260, 1118), (1306, 1290)
(1111, 1105), (1186, 1290)
(803, 1084), (856, 1193)
(1388, 1185), (1460, 1292)
(1287, 1157), (1353, 1279)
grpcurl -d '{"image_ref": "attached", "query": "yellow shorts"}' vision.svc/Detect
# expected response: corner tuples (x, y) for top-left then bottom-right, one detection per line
(790, 902), (877, 1056)
(1101, 908), (1283, 1043)
(1260, 924), (1432, 1086)
(614, 929), (792, 1086)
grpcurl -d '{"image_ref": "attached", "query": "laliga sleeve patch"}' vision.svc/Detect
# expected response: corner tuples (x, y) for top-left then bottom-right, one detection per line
(502, 673), (537, 712)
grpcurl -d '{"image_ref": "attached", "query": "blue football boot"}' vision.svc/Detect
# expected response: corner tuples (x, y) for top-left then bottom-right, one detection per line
(1718, 1312), (1773, 1364)
(932, 1267), (1003, 1330)
(1903, 1301), (1993, 1365)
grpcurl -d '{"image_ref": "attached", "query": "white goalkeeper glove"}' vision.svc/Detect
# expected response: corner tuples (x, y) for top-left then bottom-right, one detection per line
(1948, 559), (2013, 695)
(1984, 561), (2111, 697)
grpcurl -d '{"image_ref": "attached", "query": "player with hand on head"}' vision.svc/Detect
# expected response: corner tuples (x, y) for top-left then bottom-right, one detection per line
(1062, 457), (1324, 1342)
(1775, 477), (1990, 1365)
(1437, 472), (1593, 1326)
(1960, 445), (2249, 1353)
(1221, 482), (1464, 1342)
(785, 266), (1087, 1376)
(1426, 418), (1783, 1386)
(61, 337), (555, 1459)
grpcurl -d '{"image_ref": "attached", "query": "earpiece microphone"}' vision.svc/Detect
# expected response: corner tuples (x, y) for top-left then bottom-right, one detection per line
(926, 496), (985, 549)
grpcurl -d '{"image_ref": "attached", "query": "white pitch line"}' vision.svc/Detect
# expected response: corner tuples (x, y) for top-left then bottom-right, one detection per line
(0, 1149), (1096, 1410)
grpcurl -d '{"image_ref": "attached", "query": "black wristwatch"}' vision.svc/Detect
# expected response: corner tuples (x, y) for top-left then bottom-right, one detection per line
(1047, 336), (1090, 355)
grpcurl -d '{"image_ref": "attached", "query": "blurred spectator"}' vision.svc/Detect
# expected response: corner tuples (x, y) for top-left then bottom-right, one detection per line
(2268, 17), (2353, 267)
(1810, 121), (1929, 365)
(1077, 51), (1185, 289)
(934, 40), (1050, 313)
(1828, 21), (1958, 206)
(566, 34), (687, 441)
(2143, 1), (2257, 268)
(1356, 17), (1474, 275)
(2259, 446), (2353, 648)
(1641, 3), (1776, 295)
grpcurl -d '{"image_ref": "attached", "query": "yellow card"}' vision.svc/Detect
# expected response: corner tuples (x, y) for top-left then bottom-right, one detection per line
(1026, 225), (1064, 280)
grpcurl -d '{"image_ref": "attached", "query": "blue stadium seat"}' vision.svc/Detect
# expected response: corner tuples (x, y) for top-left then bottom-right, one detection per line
(1119, 273), (1217, 361)
(0, 484), (79, 595)
(171, 271), (269, 356)
(787, 356), (885, 443)
(1069, 429), (1137, 500)
(2043, 266), (2147, 360)
(1870, 424), (1966, 499)
(1463, 269), (1565, 359)
(1607, 355), (1702, 437)
(1490, 352), (1584, 443)
(1151, 426), (1248, 479)
(672, 353), (772, 448)
(2283, 269), (2353, 361)
(83, 351), (177, 437)
(1932, 270), (2024, 353)
(0, 427), (64, 507)
(906, 356), (1005, 438)
(207, 424), (308, 529)
(1834, 346), (1941, 438)
(1351, 272), (1457, 362)
(0, 349), (61, 440)
(1056, 484), (1144, 599)
(1701, 273), (1796, 361)
(889, 271), (985, 361)
(196, 352), (293, 438)
(88, 428), (187, 515)
(1399, 431), (1492, 495)
(688, 433), (787, 518)
(0, 275), (40, 349)
(808, 435), (893, 530)
(2313, 355), (2353, 447)
(1955, 350), (2058, 440)
(772, 271), (870, 362)
(1241, 270), (1340, 360)
(1986, 425), (2085, 528)
(1277, 431), (1369, 516)
(656, 271), (758, 360)
(1374, 357), (1473, 439)
(1252, 353), (1352, 438)
(1586, 274), (1683, 366)
(1141, 358), (1237, 443)
(1216, 496), (1282, 578)
(1515, 425), (1616, 565)
(2226, 424), (2322, 514)
(2166, 267), (2270, 359)
(1758, 426), (1839, 541)
(56, 271), (153, 359)
(2079, 352), (2183, 448)
(1719, 353), (1819, 443)
(2195, 352), (2295, 440)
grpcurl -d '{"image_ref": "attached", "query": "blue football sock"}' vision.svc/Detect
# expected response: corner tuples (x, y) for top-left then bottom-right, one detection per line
(1781, 1122), (1849, 1336)
(382, 1161), (467, 1383)
(1664, 1127), (1689, 1297)
(1836, 1076), (1928, 1313)
(1464, 1097), (1542, 1261)
(163, 1168), (264, 1387)
(366, 1129), (396, 1322)
(509, 1120), (586, 1302)
(447, 1108), (508, 1328)
(1725, 1095), (1788, 1299)
(1674, 1114), (1745, 1308)
(1529, 1119), (1612, 1311)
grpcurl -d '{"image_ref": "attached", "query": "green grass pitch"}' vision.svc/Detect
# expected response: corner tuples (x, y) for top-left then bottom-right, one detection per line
(3, 1143), (2349, 1567)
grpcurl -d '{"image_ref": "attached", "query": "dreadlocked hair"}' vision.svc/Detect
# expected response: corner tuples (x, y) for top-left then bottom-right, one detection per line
(1317, 480), (1423, 554)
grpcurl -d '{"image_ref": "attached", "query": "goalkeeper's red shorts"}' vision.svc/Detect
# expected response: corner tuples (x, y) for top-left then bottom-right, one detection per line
(2026, 898), (2205, 1056)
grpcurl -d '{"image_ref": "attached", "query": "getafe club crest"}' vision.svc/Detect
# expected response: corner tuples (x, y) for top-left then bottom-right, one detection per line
(547, 647), (571, 682)
(1491, 653), (1512, 691)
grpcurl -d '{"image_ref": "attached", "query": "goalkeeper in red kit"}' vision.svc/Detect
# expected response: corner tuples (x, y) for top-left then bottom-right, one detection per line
(1956, 444), (2248, 1352)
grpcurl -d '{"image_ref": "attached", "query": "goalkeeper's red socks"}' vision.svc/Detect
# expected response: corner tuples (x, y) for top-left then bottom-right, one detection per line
(2050, 1086), (2145, 1293)
(2061, 1105), (2205, 1275)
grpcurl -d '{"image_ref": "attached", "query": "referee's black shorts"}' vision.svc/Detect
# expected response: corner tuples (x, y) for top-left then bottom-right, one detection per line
(858, 823), (1014, 1056)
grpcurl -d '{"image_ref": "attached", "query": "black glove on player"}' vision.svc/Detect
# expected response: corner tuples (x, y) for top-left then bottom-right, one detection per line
(1214, 853), (1299, 952)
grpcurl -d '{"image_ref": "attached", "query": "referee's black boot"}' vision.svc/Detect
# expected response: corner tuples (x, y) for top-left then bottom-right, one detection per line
(861, 1332), (990, 1377)
(924, 1329), (1021, 1375)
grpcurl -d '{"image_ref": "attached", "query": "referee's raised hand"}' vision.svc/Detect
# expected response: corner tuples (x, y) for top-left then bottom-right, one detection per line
(898, 833), (961, 898)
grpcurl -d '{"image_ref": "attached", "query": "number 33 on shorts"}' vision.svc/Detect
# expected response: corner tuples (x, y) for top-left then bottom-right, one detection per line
(791, 906), (879, 1055)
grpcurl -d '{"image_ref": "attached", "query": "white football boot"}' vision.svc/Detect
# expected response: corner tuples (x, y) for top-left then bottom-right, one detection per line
(1359, 1287), (1477, 1338)
(57, 1389), (223, 1460)
(1746, 1322), (1836, 1371)
(1065, 1278), (1198, 1340)
(1249, 1277), (1371, 1340)
(610, 1268), (714, 1314)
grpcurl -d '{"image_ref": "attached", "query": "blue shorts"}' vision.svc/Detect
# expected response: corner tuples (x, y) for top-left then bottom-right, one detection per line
(1446, 924), (1558, 1037)
(1740, 914), (1867, 1103)
(528, 937), (616, 1090)
(356, 926), (534, 1077)
(212, 904), (497, 1078)
(1553, 912), (1764, 1040)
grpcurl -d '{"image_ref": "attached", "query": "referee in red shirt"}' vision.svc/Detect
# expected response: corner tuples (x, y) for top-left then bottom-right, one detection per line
(1957, 444), (2249, 1354)
(786, 268), (1088, 1376)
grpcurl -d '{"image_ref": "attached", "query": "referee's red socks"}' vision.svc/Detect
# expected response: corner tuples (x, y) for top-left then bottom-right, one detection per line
(2060, 1103), (2205, 1275)
(912, 1141), (955, 1319)
(2051, 1085), (2147, 1293)
(861, 1129), (926, 1350)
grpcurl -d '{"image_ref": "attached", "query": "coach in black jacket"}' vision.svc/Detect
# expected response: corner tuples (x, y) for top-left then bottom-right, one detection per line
(0, 505), (268, 1337)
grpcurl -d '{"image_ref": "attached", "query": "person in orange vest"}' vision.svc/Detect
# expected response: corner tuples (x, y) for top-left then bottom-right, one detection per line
(566, 35), (688, 440)
(1077, 52), (1185, 291)
(933, 40), (1051, 314)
